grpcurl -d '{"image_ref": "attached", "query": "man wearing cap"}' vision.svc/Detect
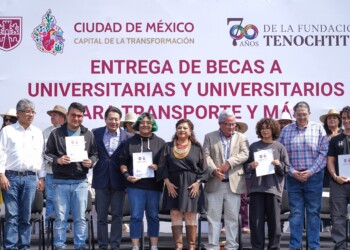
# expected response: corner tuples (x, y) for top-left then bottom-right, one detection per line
(45, 102), (97, 250)
(43, 105), (67, 230)
(327, 106), (350, 249)
(203, 110), (249, 250)
(92, 106), (131, 250)
(0, 98), (45, 250)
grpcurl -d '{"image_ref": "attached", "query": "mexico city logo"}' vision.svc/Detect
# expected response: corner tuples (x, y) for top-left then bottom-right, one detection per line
(227, 18), (259, 47)
(32, 9), (65, 55)
(0, 17), (22, 51)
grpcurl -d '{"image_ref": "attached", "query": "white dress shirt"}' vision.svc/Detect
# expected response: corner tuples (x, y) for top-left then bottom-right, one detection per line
(0, 122), (45, 178)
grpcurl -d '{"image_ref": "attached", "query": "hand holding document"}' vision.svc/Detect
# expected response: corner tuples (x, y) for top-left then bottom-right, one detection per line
(338, 154), (350, 180)
(65, 136), (88, 162)
(254, 149), (274, 177)
(132, 152), (154, 178)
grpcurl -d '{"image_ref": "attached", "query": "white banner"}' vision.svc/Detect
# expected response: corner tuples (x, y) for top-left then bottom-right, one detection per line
(1, 0), (349, 144)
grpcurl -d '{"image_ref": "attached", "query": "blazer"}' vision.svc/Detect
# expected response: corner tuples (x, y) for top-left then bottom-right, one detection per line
(203, 130), (249, 194)
(92, 127), (131, 190)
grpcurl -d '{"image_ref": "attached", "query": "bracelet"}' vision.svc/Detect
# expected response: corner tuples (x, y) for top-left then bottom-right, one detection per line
(123, 171), (130, 179)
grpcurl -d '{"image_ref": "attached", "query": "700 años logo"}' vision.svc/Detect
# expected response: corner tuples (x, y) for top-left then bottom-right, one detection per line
(227, 18), (259, 47)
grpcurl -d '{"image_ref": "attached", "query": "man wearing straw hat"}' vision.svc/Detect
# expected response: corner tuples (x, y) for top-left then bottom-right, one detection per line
(43, 105), (67, 231)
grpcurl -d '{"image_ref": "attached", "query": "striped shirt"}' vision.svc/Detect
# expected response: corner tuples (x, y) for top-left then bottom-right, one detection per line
(278, 121), (328, 175)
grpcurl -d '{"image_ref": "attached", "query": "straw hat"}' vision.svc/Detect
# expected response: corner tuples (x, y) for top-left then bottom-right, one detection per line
(121, 112), (137, 126)
(319, 108), (340, 123)
(278, 111), (293, 122)
(0, 108), (17, 118)
(47, 105), (67, 117)
(235, 121), (248, 133)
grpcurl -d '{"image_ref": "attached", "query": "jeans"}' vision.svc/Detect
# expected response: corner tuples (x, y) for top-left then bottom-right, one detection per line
(286, 171), (323, 250)
(45, 173), (54, 228)
(95, 188), (125, 250)
(127, 188), (161, 239)
(2, 172), (37, 250)
(53, 179), (89, 250)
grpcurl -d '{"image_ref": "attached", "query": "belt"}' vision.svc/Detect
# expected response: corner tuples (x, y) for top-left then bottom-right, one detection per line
(222, 179), (229, 183)
(5, 170), (36, 176)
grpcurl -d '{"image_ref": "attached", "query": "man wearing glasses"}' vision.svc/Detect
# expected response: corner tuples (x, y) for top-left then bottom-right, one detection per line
(0, 99), (45, 250)
(203, 110), (249, 250)
(278, 101), (328, 250)
(45, 102), (97, 250)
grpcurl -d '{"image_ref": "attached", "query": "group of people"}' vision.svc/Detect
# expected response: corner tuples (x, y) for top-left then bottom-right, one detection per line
(0, 98), (349, 250)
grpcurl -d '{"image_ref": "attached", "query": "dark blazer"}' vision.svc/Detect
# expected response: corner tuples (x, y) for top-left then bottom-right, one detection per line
(92, 127), (131, 190)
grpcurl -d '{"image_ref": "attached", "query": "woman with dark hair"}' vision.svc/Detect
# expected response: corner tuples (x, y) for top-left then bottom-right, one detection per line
(320, 109), (342, 188)
(157, 119), (207, 250)
(119, 112), (165, 250)
(244, 118), (289, 250)
(0, 108), (17, 130)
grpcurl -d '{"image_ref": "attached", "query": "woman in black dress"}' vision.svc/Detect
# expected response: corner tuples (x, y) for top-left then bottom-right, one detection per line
(157, 119), (207, 250)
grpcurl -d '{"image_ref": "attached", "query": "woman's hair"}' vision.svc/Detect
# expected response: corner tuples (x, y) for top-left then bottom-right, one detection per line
(172, 118), (202, 148)
(132, 112), (158, 132)
(323, 116), (342, 135)
(1, 116), (18, 130)
(255, 118), (281, 140)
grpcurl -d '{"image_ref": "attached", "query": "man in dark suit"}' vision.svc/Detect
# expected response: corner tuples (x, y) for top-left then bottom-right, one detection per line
(92, 106), (132, 250)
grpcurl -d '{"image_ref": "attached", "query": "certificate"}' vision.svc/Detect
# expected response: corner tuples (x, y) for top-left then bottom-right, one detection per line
(254, 149), (274, 177)
(132, 152), (154, 178)
(65, 136), (88, 162)
(338, 154), (350, 180)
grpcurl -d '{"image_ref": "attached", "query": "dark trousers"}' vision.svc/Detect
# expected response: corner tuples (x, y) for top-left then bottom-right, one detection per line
(249, 192), (281, 250)
(95, 188), (125, 250)
(330, 180), (350, 250)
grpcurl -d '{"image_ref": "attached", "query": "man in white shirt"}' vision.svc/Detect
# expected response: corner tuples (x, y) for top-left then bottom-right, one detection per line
(0, 98), (45, 250)
(43, 105), (67, 230)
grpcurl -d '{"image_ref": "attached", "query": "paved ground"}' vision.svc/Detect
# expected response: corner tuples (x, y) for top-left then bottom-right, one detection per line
(27, 230), (334, 250)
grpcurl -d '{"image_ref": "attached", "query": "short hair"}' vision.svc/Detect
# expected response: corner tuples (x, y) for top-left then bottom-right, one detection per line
(132, 112), (158, 132)
(16, 99), (35, 112)
(255, 118), (281, 140)
(218, 110), (235, 123)
(68, 102), (85, 114)
(293, 101), (310, 112)
(104, 106), (122, 119)
(340, 106), (350, 119)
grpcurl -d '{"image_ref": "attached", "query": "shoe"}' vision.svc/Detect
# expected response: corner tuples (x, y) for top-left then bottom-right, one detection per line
(324, 226), (332, 232)
(242, 227), (251, 234)
(150, 246), (158, 250)
(132, 246), (139, 250)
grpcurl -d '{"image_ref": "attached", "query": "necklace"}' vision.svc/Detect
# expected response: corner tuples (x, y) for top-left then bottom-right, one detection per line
(173, 140), (191, 159)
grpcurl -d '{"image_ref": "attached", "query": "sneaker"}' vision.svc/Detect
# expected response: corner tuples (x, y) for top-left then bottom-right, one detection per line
(242, 227), (251, 234)
(132, 246), (139, 250)
(324, 226), (332, 232)
(150, 246), (158, 250)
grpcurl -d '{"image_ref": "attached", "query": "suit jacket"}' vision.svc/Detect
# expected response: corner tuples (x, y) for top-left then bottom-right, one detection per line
(92, 127), (131, 190)
(203, 130), (249, 194)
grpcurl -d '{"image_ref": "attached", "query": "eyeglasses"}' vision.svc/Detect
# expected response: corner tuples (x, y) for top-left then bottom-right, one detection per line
(19, 110), (36, 115)
(294, 113), (309, 118)
(69, 113), (84, 119)
(4, 117), (17, 123)
(221, 122), (236, 128)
